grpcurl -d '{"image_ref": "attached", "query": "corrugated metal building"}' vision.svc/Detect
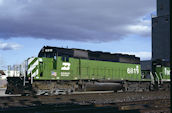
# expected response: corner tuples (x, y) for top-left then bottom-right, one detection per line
(141, 0), (170, 71)
(152, 0), (170, 61)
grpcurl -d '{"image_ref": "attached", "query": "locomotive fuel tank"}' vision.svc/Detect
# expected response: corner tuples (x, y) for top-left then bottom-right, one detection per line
(84, 82), (123, 91)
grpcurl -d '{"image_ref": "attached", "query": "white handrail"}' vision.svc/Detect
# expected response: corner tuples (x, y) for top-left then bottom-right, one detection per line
(159, 72), (163, 84)
(150, 72), (155, 84)
(155, 72), (160, 85)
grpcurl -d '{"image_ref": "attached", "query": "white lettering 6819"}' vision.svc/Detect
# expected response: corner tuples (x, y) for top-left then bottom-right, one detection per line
(127, 65), (139, 75)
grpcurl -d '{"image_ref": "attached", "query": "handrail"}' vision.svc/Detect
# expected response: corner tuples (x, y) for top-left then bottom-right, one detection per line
(150, 72), (155, 84)
(155, 72), (160, 85)
(159, 72), (163, 84)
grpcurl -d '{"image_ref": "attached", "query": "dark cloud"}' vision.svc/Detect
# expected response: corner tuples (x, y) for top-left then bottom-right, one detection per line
(0, 0), (155, 42)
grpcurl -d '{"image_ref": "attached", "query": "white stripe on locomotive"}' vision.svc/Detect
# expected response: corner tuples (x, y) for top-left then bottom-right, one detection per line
(31, 69), (39, 77)
(27, 59), (39, 75)
(28, 57), (35, 66)
(27, 58), (42, 77)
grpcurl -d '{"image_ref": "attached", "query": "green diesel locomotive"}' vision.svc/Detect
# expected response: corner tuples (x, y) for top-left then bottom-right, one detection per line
(5, 46), (170, 95)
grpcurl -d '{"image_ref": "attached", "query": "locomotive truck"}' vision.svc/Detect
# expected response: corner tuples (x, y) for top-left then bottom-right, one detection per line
(5, 46), (170, 95)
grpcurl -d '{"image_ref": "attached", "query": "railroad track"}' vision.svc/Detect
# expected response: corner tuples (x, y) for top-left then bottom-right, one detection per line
(0, 99), (170, 113)
(0, 91), (170, 113)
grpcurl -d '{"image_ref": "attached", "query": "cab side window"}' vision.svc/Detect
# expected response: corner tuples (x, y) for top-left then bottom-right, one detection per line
(66, 56), (69, 62)
(40, 62), (43, 77)
(62, 56), (65, 62)
(61, 56), (69, 62)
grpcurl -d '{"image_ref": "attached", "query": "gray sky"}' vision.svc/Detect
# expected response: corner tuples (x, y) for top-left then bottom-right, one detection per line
(0, 0), (155, 42)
